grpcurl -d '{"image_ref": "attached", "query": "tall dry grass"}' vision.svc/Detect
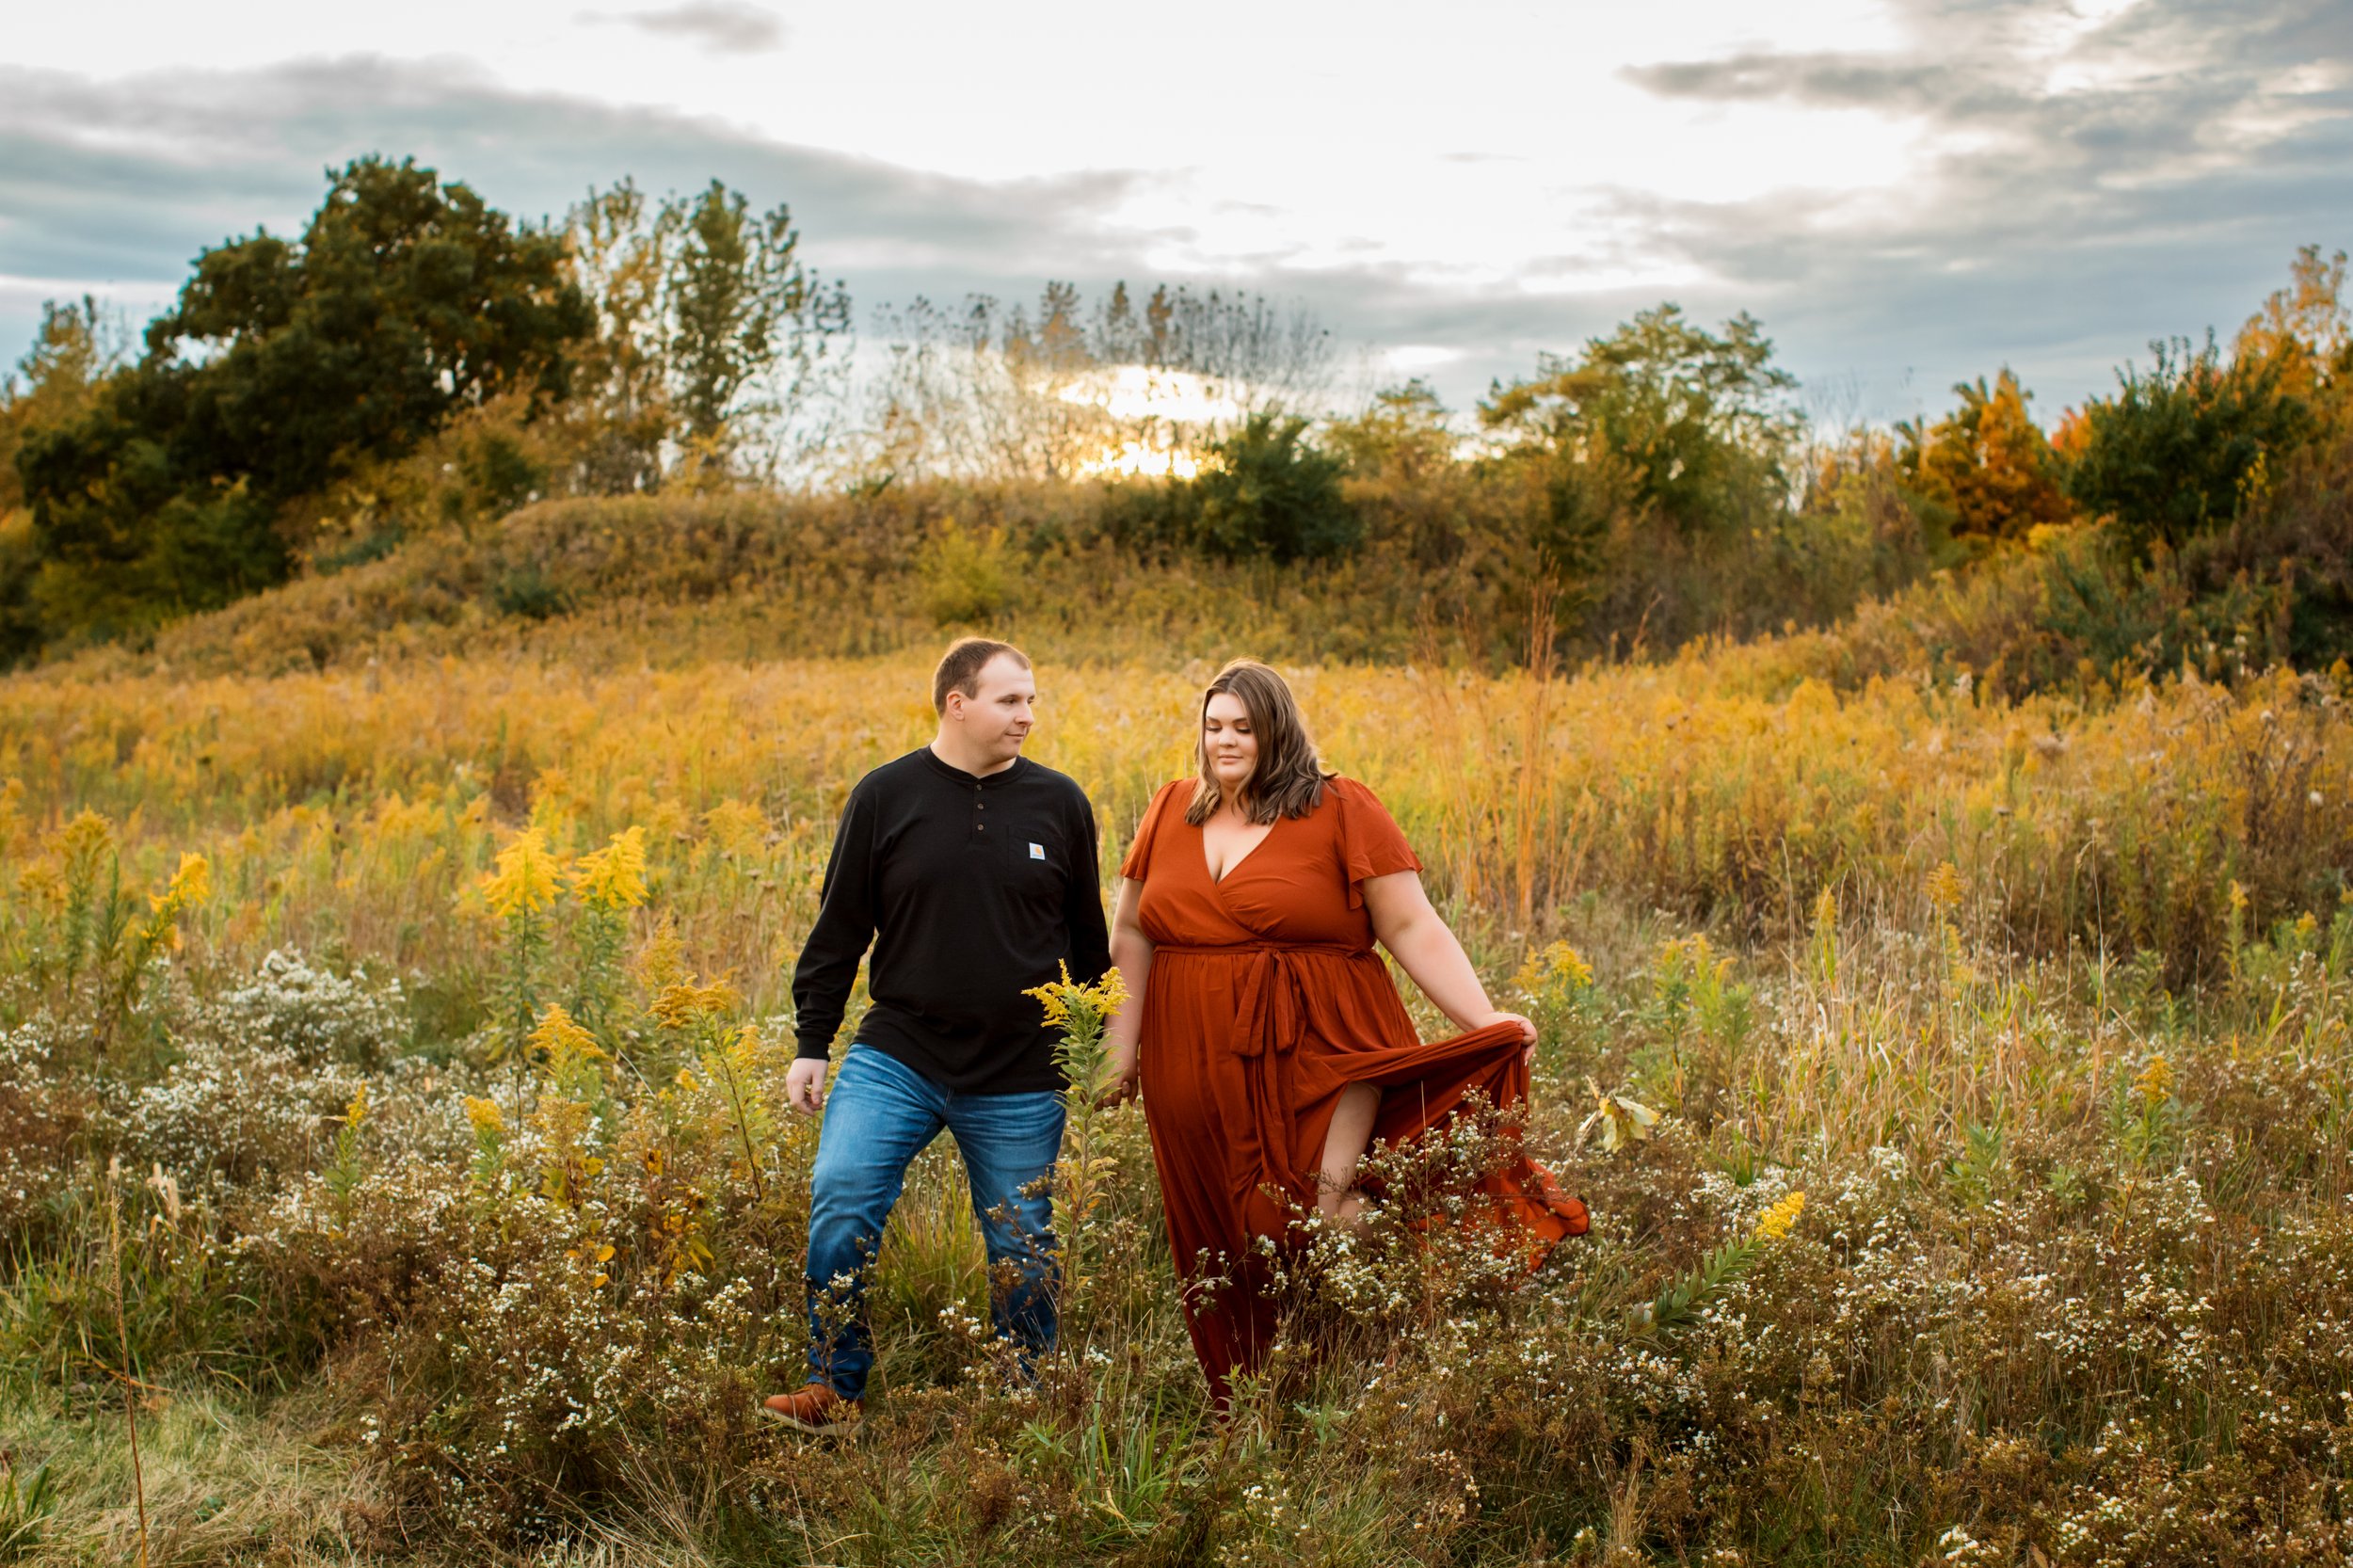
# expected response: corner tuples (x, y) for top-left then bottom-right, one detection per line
(0, 602), (2349, 1562)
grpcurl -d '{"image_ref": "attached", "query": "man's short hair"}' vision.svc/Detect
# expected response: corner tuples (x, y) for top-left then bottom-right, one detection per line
(933, 637), (1031, 713)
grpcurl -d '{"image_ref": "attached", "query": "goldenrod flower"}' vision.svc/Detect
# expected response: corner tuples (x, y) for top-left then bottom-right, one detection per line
(572, 826), (648, 912)
(528, 1003), (605, 1072)
(1926, 861), (1964, 914)
(1023, 960), (1128, 1028)
(462, 1096), (506, 1138)
(1513, 940), (1593, 997)
(1753, 1191), (1805, 1241)
(634, 917), (688, 993)
(650, 976), (741, 1031)
(2136, 1053), (2173, 1106)
(14, 861), (64, 914)
(56, 808), (115, 872)
(148, 852), (212, 917)
(703, 798), (770, 858)
(482, 828), (564, 920)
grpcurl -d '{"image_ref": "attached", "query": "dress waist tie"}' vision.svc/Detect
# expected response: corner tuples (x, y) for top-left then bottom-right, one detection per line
(1150, 942), (1369, 1059)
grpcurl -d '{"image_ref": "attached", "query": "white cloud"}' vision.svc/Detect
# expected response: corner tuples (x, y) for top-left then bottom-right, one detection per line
(579, 3), (785, 55)
(0, 1), (2346, 421)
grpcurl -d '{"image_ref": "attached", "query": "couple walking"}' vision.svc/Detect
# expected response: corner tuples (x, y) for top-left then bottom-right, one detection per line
(765, 638), (1587, 1433)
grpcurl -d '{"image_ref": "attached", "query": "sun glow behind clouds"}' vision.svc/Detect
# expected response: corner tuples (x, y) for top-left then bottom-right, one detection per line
(1063, 366), (1249, 478)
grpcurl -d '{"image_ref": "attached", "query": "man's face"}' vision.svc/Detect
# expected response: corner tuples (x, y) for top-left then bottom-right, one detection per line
(948, 654), (1036, 763)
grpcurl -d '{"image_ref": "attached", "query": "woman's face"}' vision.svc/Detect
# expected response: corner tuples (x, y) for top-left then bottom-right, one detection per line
(1202, 691), (1259, 795)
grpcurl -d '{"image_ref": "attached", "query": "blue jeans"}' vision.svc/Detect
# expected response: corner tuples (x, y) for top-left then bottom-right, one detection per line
(804, 1044), (1065, 1400)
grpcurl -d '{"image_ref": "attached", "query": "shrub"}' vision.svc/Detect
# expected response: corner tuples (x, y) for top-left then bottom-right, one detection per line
(915, 519), (1013, 625)
(200, 950), (410, 1068)
(1191, 413), (1358, 562)
(2067, 333), (2311, 559)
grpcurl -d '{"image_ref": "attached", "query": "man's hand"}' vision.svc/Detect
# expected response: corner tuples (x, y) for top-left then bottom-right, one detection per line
(786, 1056), (829, 1116)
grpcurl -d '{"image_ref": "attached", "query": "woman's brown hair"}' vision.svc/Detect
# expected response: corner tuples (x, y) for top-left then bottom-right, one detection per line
(1185, 659), (1334, 825)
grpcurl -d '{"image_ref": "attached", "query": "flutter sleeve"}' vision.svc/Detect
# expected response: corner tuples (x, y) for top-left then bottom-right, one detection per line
(1331, 776), (1424, 908)
(1117, 780), (1185, 883)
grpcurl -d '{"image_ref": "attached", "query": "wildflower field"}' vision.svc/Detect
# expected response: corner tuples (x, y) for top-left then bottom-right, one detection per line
(3, 568), (2353, 1565)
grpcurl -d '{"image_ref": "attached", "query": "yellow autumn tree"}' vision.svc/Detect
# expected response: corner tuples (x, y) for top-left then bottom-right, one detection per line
(2235, 243), (2348, 417)
(1908, 368), (2074, 542)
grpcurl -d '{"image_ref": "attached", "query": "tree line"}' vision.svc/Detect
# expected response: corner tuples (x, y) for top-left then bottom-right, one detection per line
(0, 153), (2346, 669)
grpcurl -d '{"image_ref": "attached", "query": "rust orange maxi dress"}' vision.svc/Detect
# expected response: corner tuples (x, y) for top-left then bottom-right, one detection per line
(1120, 775), (1590, 1400)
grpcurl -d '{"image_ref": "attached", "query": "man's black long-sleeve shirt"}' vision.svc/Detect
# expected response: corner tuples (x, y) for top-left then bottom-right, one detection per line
(791, 746), (1112, 1093)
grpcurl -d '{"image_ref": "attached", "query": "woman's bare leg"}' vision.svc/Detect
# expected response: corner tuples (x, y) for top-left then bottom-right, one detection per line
(1316, 1082), (1381, 1228)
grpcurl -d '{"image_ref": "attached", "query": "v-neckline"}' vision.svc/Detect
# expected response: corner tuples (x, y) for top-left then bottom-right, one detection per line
(1203, 812), (1277, 888)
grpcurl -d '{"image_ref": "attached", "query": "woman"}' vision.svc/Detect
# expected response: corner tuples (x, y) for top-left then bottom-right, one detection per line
(1104, 658), (1587, 1401)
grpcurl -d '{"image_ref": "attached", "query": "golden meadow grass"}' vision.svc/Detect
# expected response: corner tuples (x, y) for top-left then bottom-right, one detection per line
(8, 641), (2343, 999)
(2, 626), (2352, 1564)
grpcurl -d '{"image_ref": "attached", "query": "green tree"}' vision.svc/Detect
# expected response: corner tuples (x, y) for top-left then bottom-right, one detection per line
(1193, 413), (1357, 562)
(2065, 334), (2311, 560)
(17, 156), (588, 642)
(1327, 379), (1457, 482)
(565, 179), (850, 488)
(0, 297), (125, 516)
(0, 298), (129, 663)
(566, 181), (672, 495)
(149, 156), (586, 499)
(1480, 304), (1801, 541)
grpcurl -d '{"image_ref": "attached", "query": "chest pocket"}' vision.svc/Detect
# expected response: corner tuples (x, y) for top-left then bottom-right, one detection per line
(1008, 824), (1067, 894)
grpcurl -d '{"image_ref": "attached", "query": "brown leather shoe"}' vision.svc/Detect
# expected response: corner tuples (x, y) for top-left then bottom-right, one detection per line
(760, 1381), (862, 1436)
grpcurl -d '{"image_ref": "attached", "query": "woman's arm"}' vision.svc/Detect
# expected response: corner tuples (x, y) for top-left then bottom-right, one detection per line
(1362, 869), (1533, 1048)
(1103, 876), (1155, 1096)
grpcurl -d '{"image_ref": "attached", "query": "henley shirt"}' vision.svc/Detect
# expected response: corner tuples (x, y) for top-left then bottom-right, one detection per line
(791, 746), (1112, 1093)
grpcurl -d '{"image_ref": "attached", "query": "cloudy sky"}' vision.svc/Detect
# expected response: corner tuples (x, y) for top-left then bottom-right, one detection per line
(4, 0), (2348, 423)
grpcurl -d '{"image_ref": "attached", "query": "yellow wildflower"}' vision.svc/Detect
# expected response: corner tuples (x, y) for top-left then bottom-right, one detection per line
(1023, 960), (1128, 1030)
(634, 916), (688, 993)
(148, 852), (212, 917)
(1753, 1191), (1805, 1241)
(344, 1083), (370, 1130)
(56, 808), (115, 872)
(528, 1004), (605, 1072)
(702, 798), (771, 858)
(462, 1096), (506, 1137)
(650, 976), (741, 1032)
(2136, 1053), (2173, 1106)
(572, 825), (648, 912)
(14, 860), (65, 914)
(1513, 940), (1594, 998)
(1925, 861), (1964, 914)
(482, 827), (564, 920)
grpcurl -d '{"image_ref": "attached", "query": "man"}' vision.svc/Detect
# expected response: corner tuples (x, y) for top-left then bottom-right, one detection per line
(762, 637), (1111, 1435)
